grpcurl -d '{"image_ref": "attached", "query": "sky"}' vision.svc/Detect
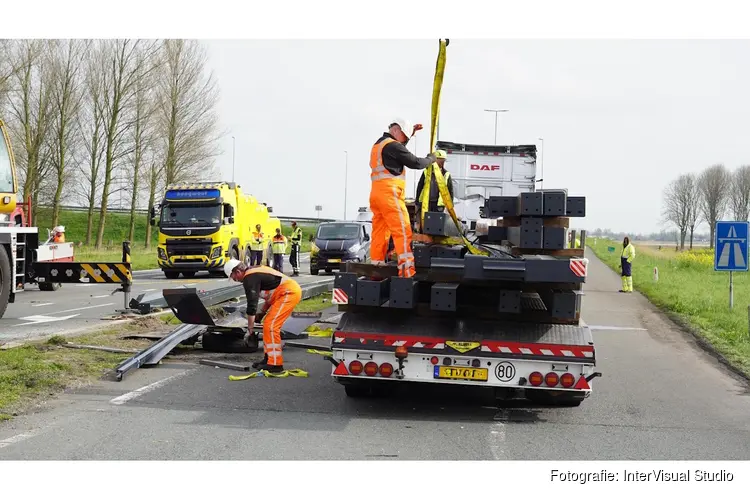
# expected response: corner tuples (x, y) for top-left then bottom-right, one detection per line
(203, 39), (750, 235)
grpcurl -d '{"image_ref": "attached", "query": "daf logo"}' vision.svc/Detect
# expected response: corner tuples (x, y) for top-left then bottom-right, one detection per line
(186, 230), (191, 235)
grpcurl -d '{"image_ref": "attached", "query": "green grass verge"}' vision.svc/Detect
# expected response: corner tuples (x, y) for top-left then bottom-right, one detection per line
(588, 238), (750, 377)
(294, 292), (333, 313)
(32, 208), (316, 270)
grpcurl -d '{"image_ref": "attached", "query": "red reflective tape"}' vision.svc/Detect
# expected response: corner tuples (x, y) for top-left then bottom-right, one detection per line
(574, 375), (590, 390)
(481, 340), (594, 359)
(333, 361), (349, 376)
(332, 288), (349, 304)
(570, 259), (587, 277)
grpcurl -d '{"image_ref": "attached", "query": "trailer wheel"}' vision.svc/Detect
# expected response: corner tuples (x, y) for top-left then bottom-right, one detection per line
(39, 282), (61, 291)
(201, 331), (259, 353)
(0, 245), (11, 318)
(525, 389), (585, 407)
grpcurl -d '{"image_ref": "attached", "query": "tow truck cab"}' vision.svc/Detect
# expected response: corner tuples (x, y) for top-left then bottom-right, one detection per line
(310, 220), (371, 275)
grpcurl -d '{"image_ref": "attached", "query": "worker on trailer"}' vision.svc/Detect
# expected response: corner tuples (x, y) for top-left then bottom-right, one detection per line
(416, 149), (453, 214)
(224, 259), (302, 373)
(289, 221), (302, 277)
(250, 224), (265, 266)
(619, 236), (636, 293)
(369, 119), (436, 277)
(52, 225), (65, 243)
(271, 227), (287, 272)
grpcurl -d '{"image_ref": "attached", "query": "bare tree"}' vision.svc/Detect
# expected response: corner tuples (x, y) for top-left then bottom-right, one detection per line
(729, 165), (750, 222)
(155, 39), (221, 186)
(6, 40), (54, 222)
(698, 164), (731, 249)
(47, 40), (88, 227)
(94, 39), (158, 248)
(126, 50), (158, 242)
(662, 174), (694, 249)
(685, 173), (701, 249)
(144, 154), (163, 249)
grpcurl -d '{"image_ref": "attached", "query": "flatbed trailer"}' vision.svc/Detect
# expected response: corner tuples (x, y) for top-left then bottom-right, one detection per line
(327, 189), (601, 407)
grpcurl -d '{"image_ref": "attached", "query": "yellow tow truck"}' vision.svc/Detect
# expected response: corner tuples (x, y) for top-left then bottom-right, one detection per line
(152, 182), (281, 278)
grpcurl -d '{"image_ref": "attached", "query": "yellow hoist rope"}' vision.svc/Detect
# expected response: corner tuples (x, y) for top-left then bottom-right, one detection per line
(229, 368), (309, 381)
(419, 39), (488, 257)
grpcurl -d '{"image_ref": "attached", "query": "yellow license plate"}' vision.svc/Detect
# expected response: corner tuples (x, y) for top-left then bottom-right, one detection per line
(328, 259), (341, 263)
(434, 366), (488, 381)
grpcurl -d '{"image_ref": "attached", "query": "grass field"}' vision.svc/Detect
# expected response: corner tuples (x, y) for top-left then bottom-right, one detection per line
(32, 208), (317, 270)
(589, 238), (750, 377)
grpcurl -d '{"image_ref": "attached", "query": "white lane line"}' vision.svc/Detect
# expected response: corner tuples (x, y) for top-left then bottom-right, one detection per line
(91, 294), (110, 299)
(588, 325), (647, 331)
(0, 432), (36, 449)
(12, 314), (80, 327)
(30, 302), (54, 307)
(142, 289), (156, 292)
(109, 370), (194, 406)
(488, 421), (506, 460)
(52, 303), (115, 314)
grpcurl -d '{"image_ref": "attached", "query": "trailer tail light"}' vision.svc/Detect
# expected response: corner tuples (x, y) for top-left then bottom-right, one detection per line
(395, 346), (408, 359)
(545, 372), (559, 387)
(364, 362), (378, 377)
(529, 372), (543, 386)
(560, 373), (575, 388)
(379, 363), (394, 378)
(430, 357), (439, 365)
(349, 360), (363, 375)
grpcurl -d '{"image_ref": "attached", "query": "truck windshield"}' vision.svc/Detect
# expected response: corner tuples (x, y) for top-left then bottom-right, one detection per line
(317, 223), (361, 240)
(0, 126), (14, 193)
(161, 204), (221, 227)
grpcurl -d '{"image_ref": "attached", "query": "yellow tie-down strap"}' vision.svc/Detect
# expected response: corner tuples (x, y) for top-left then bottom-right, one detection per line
(229, 368), (309, 381)
(420, 39), (488, 257)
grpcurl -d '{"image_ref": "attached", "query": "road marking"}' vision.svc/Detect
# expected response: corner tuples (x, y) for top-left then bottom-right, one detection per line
(588, 325), (647, 331)
(488, 421), (506, 460)
(91, 294), (110, 299)
(109, 370), (194, 406)
(13, 314), (80, 326)
(0, 432), (36, 449)
(53, 303), (115, 314)
(30, 302), (54, 307)
(142, 289), (156, 292)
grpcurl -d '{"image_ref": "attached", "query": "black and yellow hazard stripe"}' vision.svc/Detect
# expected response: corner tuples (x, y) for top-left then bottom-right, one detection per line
(34, 262), (133, 284)
(79, 263), (132, 283)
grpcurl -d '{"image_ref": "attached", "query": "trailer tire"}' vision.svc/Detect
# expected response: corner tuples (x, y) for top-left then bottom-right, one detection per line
(525, 389), (585, 407)
(201, 331), (259, 353)
(39, 282), (61, 291)
(0, 245), (11, 318)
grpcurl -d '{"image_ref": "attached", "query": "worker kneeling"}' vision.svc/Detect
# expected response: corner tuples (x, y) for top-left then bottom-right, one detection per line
(369, 119), (436, 277)
(224, 259), (302, 373)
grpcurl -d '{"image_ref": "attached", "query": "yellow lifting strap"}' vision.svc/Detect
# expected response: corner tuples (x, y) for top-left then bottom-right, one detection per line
(420, 39), (488, 257)
(306, 349), (333, 356)
(229, 368), (309, 381)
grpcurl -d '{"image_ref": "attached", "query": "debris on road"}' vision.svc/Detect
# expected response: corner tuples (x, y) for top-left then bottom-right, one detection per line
(199, 359), (251, 371)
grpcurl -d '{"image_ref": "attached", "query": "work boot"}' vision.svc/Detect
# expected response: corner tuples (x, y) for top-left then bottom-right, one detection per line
(256, 363), (284, 373)
(252, 355), (268, 369)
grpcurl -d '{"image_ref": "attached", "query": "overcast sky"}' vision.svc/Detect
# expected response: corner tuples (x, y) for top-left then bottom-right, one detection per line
(203, 39), (750, 235)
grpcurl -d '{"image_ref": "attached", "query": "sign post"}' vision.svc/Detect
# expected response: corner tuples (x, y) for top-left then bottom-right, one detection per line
(713, 221), (750, 309)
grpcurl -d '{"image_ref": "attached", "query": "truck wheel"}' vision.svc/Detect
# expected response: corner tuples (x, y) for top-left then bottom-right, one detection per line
(39, 282), (61, 291)
(310, 268), (319, 275)
(164, 271), (180, 279)
(181, 271), (196, 279)
(325, 268), (333, 275)
(231, 247), (240, 260)
(525, 389), (585, 407)
(0, 245), (11, 318)
(201, 331), (259, 353)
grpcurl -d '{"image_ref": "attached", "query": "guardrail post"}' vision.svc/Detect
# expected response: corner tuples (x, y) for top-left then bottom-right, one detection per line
(122, 241), (131, 310)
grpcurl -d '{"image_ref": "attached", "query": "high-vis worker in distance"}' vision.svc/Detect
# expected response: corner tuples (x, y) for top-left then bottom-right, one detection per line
(619, 236), (636, 293)
(271, 227), (287, 272)
(52, 225), (66, 243)
(369, 118), (436, 277)
(250, 224), (264, 266)
(225, 259), (302, 373)
(416, 149), (453, 214)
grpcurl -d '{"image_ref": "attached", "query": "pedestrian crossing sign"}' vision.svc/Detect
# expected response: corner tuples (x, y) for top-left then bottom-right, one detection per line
(714, 221), (749, 272)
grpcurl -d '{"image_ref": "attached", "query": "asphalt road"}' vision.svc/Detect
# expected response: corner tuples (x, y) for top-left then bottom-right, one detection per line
(1, 249), (749, 460)
(0, 253), (313, 344)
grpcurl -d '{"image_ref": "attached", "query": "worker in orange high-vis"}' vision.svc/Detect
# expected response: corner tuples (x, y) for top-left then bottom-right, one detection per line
(369, 119), (436, 277)
(224, 259), (302, 373)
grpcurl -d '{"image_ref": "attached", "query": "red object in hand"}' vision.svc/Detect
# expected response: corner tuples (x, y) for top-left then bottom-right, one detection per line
(413, 123), (424, 133)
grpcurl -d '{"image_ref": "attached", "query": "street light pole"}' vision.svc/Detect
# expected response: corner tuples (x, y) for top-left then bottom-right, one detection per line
(484, 109), (509, 145)
(344, 150), (348, 220)
(231, 136), (236, 182)
(538, 137), (544, 190)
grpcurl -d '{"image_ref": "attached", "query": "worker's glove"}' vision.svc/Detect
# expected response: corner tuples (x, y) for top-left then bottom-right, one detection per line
(426, 153), (437, 163)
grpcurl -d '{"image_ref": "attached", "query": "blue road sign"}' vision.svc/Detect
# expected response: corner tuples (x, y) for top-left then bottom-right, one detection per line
(714, 221), (750, 272)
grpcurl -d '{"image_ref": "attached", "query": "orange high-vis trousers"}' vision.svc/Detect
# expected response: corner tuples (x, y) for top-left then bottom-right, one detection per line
(262, 279), (302, 366)
(369, 180), (415, 277)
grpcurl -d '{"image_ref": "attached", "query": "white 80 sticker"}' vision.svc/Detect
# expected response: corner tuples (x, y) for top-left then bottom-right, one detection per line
(494, 362), (516, 382)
